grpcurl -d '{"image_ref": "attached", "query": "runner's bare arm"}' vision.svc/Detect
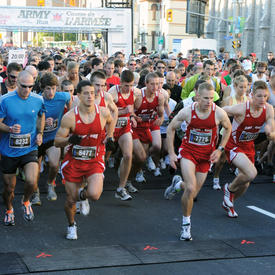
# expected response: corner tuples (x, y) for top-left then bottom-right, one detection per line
(105, 93), (118, 123)
(264, 104), (275, 141)
(36, 112), (45, 146)
(221, 96), (232, 107)
(54, 111), (75, 147)
(154, 93), (165, 126)
(216, 107), (232, 148)
(161, 88), (171, 116)
(223, 102), (246, 117)
(108, 86), (118, 103)
(101, 106), (115, 139)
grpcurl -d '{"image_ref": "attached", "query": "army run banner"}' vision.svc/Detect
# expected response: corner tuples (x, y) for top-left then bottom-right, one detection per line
(0, 6), (131, 32)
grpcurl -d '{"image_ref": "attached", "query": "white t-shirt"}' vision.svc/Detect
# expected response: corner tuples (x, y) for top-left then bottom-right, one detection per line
(252, 73), (267, 83)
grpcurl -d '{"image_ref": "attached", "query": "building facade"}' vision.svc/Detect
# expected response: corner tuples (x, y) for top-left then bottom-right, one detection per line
(206, 0), (275, 60)
(134, 0), (209, 53)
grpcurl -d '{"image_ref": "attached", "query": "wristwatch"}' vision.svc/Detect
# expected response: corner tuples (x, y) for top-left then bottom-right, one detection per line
(218, 146), (224, 152)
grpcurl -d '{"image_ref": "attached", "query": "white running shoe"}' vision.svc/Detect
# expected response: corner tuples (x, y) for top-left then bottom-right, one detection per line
(222, 201), (238, 218)
(147, 156), (156, 171)
(160, 158), (166, 170)
(80, 199), (90, 216)
(154, 167), (162, 177)
(115, 188), (132, 201)
(47, 184), (57, 201)
(180, 223), (192, 241)
(135, 171), (146, 183)
(164, 175), (182, 200)
(31, 189), (42, 206)
(108, 157), (115, 168)
(223, 183), (234, 208)
(66, 223), (77, 240)
(126, 181), (138, 193)
(213, 182), (222, 190)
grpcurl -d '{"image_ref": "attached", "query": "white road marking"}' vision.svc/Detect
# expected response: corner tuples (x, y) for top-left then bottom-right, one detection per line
(247, 205), (275, 219)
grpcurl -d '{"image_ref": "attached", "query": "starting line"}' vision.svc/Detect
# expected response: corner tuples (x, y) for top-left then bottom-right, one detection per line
(247, 205), (275, 219)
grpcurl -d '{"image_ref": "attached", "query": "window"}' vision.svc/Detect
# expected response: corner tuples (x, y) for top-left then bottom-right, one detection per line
(186, 0), (206, 37)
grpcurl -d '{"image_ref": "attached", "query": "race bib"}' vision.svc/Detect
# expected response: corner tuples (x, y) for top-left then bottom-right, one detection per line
(44, 119), (58, 133)
(139, 113), (152, 122)
(239, 131), (259, 142)
(9, 133), (31, 148)
(189, 129), (212, 146)
(72, 145), (96, 160)
(116, 117), (128, 128)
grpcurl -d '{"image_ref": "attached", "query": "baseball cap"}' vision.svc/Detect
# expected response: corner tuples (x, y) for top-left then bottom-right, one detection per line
(242, 59), (252, 71)
(250, 53), (256, 57)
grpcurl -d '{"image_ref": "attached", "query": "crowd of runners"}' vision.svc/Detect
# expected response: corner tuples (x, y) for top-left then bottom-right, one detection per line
(0, 45), (274, 241)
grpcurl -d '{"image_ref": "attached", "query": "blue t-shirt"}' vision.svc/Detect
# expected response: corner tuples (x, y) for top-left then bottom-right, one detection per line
(0, 91), (45, 157)
(42, 92), (70, 143)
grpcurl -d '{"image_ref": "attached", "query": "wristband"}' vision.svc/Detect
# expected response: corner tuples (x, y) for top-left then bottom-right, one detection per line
(9, 126), (12, 133)
(218, 146), (224, 152)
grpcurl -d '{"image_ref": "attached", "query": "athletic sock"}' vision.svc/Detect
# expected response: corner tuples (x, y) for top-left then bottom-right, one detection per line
(213, 178), (219, 184)
(182, 215), (191, 225)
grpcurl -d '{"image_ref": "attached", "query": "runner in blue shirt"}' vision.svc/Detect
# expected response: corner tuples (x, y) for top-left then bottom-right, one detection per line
(0, 70), (45, 226)
(32, 72), (71, 205)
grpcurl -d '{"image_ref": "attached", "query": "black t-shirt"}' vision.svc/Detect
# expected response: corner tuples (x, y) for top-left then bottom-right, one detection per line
(163, 84), (182, 103)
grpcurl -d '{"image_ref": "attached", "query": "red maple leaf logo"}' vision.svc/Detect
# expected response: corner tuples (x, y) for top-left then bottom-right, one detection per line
(53, 13), (62, 21)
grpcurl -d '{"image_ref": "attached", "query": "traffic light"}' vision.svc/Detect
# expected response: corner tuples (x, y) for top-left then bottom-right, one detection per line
(232, 40), (241, 49)
(166, 9), (173, 23)
(37, 0), (45, 6)
(69, 0), (76, 6)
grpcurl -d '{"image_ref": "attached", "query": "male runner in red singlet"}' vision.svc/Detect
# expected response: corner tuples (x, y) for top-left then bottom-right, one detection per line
(223, 81), (275, 218)
(131, 72), (165, 183)
(54, 80), (115, 240)
(109, 70), (140, 200)
(165, 82), (231, 240)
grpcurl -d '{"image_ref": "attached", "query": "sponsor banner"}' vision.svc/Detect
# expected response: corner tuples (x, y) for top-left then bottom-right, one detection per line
(0, 6), (130, 30)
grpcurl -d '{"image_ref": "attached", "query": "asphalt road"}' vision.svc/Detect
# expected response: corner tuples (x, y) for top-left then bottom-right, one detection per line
(0, 163), (275, 275)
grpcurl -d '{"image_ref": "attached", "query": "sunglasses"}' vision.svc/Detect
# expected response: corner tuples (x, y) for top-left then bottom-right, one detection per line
(168, 66), (175, 69)
(19, 83), (33, 89)
(9, 74), (18, 79)
(130, 63), (136, 66)
(157, 66), (165, 69)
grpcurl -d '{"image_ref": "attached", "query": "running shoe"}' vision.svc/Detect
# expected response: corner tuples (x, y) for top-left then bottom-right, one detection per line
(115, 188), (132, 201)
(126, 181), (138, 193)
(66, 223), (77, 240)
(164, 175), (182, 200)
(4, 209), (15, 226)
(223, 183), (234, 208)
(79, 199), (90, 216)
(147, 156), (156, 171)
(160, 158), (166, 170)
(22, 201), (34, 221)
(31, 189), (42, 206)
(47, 184), (57, 201)
(154, 167), (162, 177)
(180, 223), (192, 241)
(222, 201), (238, 218)
(213, 182), (221, 190)
(135, 171), (146, 183)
